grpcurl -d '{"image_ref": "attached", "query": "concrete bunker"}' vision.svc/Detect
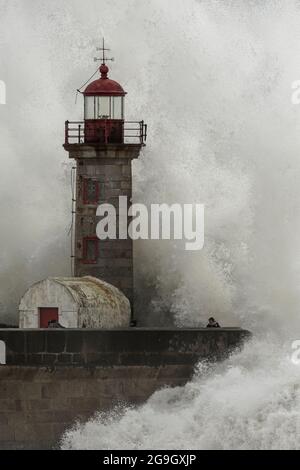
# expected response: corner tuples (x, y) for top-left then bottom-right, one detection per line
(19, 276), (131, 328)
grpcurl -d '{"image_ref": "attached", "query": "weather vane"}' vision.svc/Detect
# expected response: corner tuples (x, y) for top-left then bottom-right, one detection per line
(94, 38), (114, 65)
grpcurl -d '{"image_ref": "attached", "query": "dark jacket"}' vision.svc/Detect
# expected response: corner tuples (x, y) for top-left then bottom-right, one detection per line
(206, 322), (220, 328)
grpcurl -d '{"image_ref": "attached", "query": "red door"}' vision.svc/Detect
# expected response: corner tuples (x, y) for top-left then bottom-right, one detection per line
(39, 308), (59, 328)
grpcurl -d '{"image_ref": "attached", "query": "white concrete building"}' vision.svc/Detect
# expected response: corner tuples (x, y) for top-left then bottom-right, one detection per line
(19, 276), (131, 329)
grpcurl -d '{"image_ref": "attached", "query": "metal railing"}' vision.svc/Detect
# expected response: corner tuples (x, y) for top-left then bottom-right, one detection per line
(65, 120), (147, 145)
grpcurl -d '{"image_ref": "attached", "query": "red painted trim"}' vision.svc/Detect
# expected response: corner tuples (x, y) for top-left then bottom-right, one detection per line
(83, 179), (100, 205)
(82, 236), (99, 264)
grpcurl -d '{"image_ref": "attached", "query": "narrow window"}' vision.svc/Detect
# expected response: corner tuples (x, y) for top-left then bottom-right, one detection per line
(84, 96), (95, 119)
(112, 96), (123, 119)
(83, 179), (99, 204)
(82, 237), (98, 264)
(97, 96), (110, 118)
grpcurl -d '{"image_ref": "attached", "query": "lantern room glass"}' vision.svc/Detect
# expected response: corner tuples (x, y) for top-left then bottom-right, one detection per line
(84, 96), (124, 120)
(111, 97), (123, 119)
(85, 97), (95, 119)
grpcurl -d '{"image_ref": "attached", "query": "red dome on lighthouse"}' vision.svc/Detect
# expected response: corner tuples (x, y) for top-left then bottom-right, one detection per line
(84, 64), (126, 96)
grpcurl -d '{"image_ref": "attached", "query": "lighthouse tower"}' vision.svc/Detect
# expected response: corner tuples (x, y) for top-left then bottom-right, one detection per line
(63, 42), (147, 307)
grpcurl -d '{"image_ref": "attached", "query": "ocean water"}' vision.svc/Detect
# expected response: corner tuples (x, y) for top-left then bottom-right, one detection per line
(1, 0), (300, 449)
(60, 335), (300, 450)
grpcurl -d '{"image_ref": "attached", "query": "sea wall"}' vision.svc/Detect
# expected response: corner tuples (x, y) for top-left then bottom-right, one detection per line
(0, 328), (250, 449)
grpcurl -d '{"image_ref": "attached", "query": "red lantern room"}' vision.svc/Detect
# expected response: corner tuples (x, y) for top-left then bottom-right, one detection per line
(64, 40), (147, 147)
(83, 62), (126, 144)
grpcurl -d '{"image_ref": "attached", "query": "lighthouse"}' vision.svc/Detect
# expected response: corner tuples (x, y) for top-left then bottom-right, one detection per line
(63, 41), (147, 307)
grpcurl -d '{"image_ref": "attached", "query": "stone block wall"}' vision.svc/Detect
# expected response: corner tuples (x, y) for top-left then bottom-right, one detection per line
(0, 328), (250, 367)
(0, 365), (192, 449)
(0, 328), (250, 449)
(75, 157), (133, 303)
(65, 143), (143, 305)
